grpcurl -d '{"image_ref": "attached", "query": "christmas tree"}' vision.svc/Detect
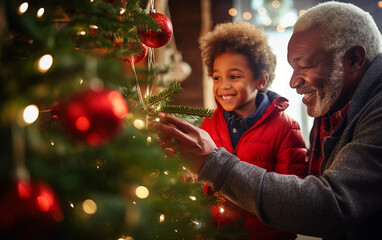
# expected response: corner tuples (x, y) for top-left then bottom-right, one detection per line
(0, 0), (217, 239)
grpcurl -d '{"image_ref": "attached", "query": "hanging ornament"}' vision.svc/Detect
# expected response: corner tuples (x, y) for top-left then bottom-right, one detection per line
(59, 88), (128, 146)
(122, 41), (149, 64)
(0, 180), (63, 239)
(137, 10), (173, 48)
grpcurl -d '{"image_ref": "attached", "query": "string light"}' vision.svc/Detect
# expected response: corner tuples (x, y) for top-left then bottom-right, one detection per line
(135, 186), (149, 199)
(18, 2), (29, 14)
(228, 8), (237, 16)
(37, 54), (53, 73)
(37, 8), (44, 18)
(133, 119), (145, 129)
(219, 206), (225, 213)
(82, 199), (97, 215)
(159, 214), (165, 222)
(69, 201), (75, 208)
(147, 136), (152, 143)
(189, 196), (196, 201)
(258, 7), (267, 15)
(272, 0), (280, 8)
(120, 8), (126, 15)
(155, 117), (160, 122)
(299, 10), (307, 16)
(50, 140), (55, 146)
(23, 104), (39, 124)
(242, 11), (252, 20)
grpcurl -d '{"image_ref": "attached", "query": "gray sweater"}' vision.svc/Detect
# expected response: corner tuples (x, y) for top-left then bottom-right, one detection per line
(198, 53), (382, 239)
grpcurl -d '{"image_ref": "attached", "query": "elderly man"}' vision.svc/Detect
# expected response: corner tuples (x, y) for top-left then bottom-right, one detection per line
(154, 1), (382, 239)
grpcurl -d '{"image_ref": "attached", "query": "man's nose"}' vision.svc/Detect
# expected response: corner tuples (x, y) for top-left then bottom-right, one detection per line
(289, 72), (304, 89)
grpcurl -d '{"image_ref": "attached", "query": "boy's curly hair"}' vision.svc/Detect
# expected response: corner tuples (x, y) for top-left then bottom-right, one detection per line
(199, 21), (276, 90)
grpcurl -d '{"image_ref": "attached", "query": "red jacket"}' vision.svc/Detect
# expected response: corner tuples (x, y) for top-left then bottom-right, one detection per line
(201, 95), (308, 240)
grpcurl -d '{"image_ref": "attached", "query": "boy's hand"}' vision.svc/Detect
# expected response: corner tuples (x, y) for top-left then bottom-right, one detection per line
(153, 112), (217, 174)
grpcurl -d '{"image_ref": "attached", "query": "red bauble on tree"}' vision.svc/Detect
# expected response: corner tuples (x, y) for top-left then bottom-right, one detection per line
(59, 88), (128, 146)
(121, 41), (149, 64)
(137, 11), (173, 48)
(0, 181), (63, 239)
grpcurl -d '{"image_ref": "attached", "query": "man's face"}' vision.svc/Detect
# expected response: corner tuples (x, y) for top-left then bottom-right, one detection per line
(287, 27), (344, 117)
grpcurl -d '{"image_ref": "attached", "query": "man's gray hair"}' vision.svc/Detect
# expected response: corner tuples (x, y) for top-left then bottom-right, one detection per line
(293, 1), (382, 62)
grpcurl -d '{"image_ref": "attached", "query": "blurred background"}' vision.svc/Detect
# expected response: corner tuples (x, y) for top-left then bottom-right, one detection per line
(150, 0), (382, 146)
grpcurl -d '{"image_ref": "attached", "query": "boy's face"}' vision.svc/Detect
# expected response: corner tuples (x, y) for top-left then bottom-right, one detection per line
(212, 52), (265, 117)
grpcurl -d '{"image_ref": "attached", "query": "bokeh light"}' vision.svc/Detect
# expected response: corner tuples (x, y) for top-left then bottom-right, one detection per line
(37, 54), (53, 73)
(23, 104), (39, 124)
(135, 186), (149, 199)
(82, 199), (97, 215)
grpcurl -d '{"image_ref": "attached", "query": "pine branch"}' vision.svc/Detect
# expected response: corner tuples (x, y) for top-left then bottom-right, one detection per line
(160, 105), (214, 118)
(145, 82), (183, 105)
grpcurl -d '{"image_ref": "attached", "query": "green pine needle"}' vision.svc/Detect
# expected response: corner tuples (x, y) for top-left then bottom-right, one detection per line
(146, 82), (183, 105)
(160, 105), (214, 118)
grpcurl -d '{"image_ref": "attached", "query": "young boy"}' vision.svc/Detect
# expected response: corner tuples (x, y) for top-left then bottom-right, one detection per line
(199, 21), (307, 240)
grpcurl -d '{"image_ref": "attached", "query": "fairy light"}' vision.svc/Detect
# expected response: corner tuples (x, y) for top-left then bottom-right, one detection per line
(50, 140), (55, 146)
(277, 25), (286, 32)
(159, 214), (165, 222)
(163, 170), (168, 175)
(219, 206), (225, 213)
(120, 8), (126, 15)
(80, 78), (84, 84)
(258, 7), (267, 15)
(23, 104), (39, 124)
(89, 25), (98, 30)
(82, 199), (97, 215)
(133, 119), (145, 129)
(299, 9), (307, 16)
(147, 136), (152, 143)
(189, 196), (196, 201)
(155, 117), (160, 122)
(37, 54), (53, 73)
(272, 0), (280, 8)
(228, 8), (237, 16)
(37, 8), (44, 18)
(78, 31), (86, 35)
(69, 201), (75, 208)
(243, 11), (252, 20)
(135, 186), (149, 199)
(18, 2), (29, 14)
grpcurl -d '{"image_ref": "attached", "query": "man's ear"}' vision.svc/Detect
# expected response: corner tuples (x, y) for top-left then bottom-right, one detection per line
(345, 45), (366, 73)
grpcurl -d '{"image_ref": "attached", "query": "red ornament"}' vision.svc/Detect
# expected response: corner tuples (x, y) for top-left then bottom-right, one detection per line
(122, 42), (148, 63)
(0, 181), (63, 239)
(138, 11), (173, 48)
(60, 88), (128, 146)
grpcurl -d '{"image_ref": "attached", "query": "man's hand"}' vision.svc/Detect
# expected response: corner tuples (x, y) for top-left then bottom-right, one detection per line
(153, 112), (217, 174)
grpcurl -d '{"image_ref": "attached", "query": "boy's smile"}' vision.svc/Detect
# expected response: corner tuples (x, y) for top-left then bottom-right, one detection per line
(212, 52), (265, 117)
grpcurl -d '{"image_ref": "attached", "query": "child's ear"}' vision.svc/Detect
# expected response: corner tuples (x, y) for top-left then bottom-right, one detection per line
(256, 76), (268, 90)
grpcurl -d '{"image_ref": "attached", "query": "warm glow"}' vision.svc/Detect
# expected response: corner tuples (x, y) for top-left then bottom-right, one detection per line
(243, 11), (252, 20)
(133, 119), (145, 129)
(109, 91), (128, 118)
(262, 16), (272, 25)
(89, 25), (98, 30)
(37, 54), (53, 73)
(228, 8), (237, 16)
(135, 186), (149, 199)
(23, 104), (39, 124)
(258, 7), (267, 15)
(379, 1), (382, 8)
(272, 0), (280, 8)
(75, 116), (90, 131)
(159, 214), (165, 222)
(189, 196), (196, 201)
(147, 136), (152, 143)
(83, 199), (97, 214)
(219, 206), (225, 213)
(17, 181), (32, 198)
(18, 2), (29, 14)
(120, 8), (126, 15)
(277, 25), (286, 32)
(299, 9), (307, 16)
(37, 8), (44, 18)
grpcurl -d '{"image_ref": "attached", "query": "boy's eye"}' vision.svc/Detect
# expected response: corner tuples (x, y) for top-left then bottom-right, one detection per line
(231, 75), (241, 79)
(212, 76), (220, 81)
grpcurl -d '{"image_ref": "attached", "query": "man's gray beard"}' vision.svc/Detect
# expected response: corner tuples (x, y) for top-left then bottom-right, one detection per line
(310, 52), (345, 117)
